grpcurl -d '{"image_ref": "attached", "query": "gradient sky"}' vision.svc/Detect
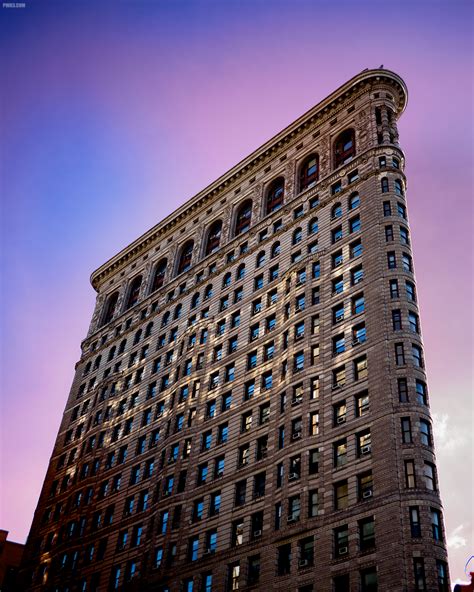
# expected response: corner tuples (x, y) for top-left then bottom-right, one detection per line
(1, 0), (473, 585)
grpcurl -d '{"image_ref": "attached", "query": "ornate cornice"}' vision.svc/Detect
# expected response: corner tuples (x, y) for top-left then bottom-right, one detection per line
(90, 69), (407, 291)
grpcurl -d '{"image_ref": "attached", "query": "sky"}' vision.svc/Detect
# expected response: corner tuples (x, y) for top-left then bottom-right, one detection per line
(1, 0), (473, 585)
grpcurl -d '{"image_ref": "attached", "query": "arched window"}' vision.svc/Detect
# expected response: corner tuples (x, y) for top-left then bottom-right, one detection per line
(256, 251), (266, 268)
(93, 355), (101, 370)
(331, 203), (342, 220)
(271, 242), (281, 258)
(125, 276), (142, 310)
(205, 220), (222, 256)
(83, 361), (92, 375)
(177, 241), (194, 275)
(349, 192), (360, 210)
(222, 272), (231, 288)
(299, 154), (319, 192)
(101, 291), (119, 326)
(145, 322), (154, 337)
(265, 178), (285, 215)
(334, 129), (356, 169)
(151, 259), (167, 293)
(236, 264), (246, 280)
(191, 293), (200, 309)
(394, 179), (404, 196)
(308, 218), (319, 234)
(174, 304), (182, 320)
(381, 178), (389, 193)
(118, 339), (127, 354)
(235, 200), (252, 236)
(161, 312), (170, 327)
(204, 284), (213, 300)
(292, 228), (303, 245)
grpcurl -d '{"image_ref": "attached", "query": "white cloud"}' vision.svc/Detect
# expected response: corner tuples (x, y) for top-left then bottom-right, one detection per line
(432, 413), (470, 455)
(447, 524), (467, 549)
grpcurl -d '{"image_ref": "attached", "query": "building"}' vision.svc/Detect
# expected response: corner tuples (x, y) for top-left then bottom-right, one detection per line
(20, 69), (450, 592)
(0, 529), (24, 591)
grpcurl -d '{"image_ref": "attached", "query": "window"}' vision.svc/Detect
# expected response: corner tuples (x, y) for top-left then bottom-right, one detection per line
(334, 401), (347, 425)
(332, 225), (343, 244)
(334, 439), (347, 467)
(331, 202), (342, 220)
(298, 536), (314, 568)
(248, 555), (261, 585)
(383, 200), (392, 217)
(360, 567), (378, 592)
(332, 275), (344, 295)
(350, 239), (363, 259)
(333, 365), (346, 389)
(228, 563), (240, 591)
(177, 241), (194, 275)
(334, 525), (349, 557)
(333, 333), (345, 355)
(390, 279), (399, 298)
(392, 309), (402, 330)
(308, 489), (319, 517)
(420, 419), (432, 446)
(424, 462), (436, 491)
(358, 471), (373, 500)
(244, 379), (255, 400)
(416, 380), (428, 405)
(348, 169), (359, 183)
(401, 417), (412, 443)
(349, 192), (360, 209)
(352, 293), (365, 315)
(125, 276), (142, 310)
(234, 200), (252, 235)
(414, 558), (426, 591)
(349, 215), (361, 233)
(409, 506), (421, 537)
(333, 574), (350, 592)
(197, 464), (208, 486)
(385, 225), (394, 242)
(209, 491), (221, 516)
(387, 251), (396, 269)
(253, 472), (266, 498)
(101, 292), (119, 326)
(381, 177), (389, 193)
(359, 517), (375, 551)
(405, 460), (416, 488)
(293, 227), (303, 245)
(412, 344), (424, 368)
(395, 343), (405, 365)
(354, 356), (368, 380)
(235, 480), (246, 506)
(334, 129), (355, 168)
(406, 281), (417, 302)
(277, 543), (292, 575)
(431, 508), (443, 541)
(352, 322), (366, 344)
(402, 253), (413, 272)
(205, 220), (222, 255)
(400, 226), (410, 245)
(231, 311), (240, 328)
(205, 529), (217, 554)
(269, 265), (279, 282)
(299, 153), (319, 191)
(437, 561), (449, 592)
(271, 241), (281, 258)
(394, 178), (404, 196)
(266, 178), (284, 214)
(217, 422), (229, 444)
(334, 480), (348, 510)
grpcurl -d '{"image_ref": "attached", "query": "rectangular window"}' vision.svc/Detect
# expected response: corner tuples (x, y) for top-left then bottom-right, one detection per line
(405, 460), (416, 488)
(334, 526), (349, 557)
(414, 558), (426, 591)
(409, 506), (421, 537)
(387, 251), (396, 269)
(390, 279), (399, 298)
(359, 517), (375, 551)
(395, 343), (405, 365)
(401, 418), (412, 443)
(334, 480), (348, 510)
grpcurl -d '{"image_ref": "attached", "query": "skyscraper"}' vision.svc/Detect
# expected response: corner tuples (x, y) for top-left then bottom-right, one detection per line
(21, 69), (449, 592)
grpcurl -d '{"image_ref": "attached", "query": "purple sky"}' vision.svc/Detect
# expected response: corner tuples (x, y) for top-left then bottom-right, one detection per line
(1, 0), (472, 584)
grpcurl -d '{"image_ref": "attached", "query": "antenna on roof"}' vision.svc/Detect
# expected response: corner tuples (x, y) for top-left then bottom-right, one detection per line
(379, 64), (384, 69)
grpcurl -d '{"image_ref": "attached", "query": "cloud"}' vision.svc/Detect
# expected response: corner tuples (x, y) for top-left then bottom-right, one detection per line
(432, 413), (470, 455)
(447, 524), (468, 549)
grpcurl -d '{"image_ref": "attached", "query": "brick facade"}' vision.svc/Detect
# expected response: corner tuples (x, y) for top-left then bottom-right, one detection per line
(20, 69), (449, 592)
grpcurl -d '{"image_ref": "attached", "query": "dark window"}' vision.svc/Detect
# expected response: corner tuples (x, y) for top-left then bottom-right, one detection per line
(334, 129), (356, 169)
(299, 154), (319, 191)
(125, 276), (142, 310)
(266, 178), (285, 214)
(177, 241), (194, 275)
(205, 220), (222, 255)
(235, 200), (252, 236)
(151, 259), (167, 292)
(101, 292), (119, 326)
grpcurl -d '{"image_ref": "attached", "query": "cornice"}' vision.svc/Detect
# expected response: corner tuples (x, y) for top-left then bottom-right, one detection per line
(90, 69), (408, 291)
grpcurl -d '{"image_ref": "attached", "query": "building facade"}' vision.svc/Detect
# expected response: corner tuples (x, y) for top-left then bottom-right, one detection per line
(21, 69), (449, 592)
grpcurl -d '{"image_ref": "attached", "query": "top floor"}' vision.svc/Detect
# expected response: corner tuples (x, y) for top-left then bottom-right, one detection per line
(86, 69), (407, 343)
